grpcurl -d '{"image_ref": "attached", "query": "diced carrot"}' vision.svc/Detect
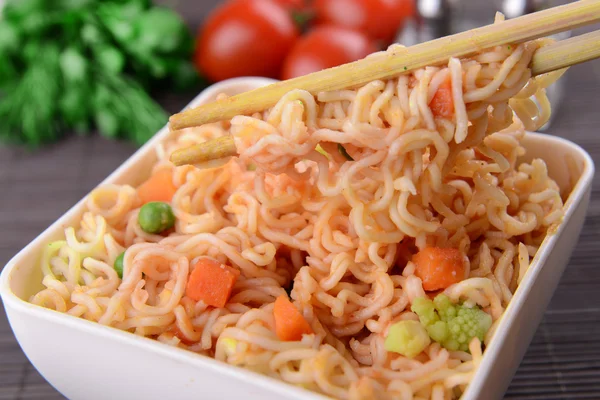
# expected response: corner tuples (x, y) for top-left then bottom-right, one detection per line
(185, 257), (240, 308)
(412, 247), (465, 291)
(429, 79), (454, 119)
(273, 295), (313, 342)
(137, 169), (177, 204)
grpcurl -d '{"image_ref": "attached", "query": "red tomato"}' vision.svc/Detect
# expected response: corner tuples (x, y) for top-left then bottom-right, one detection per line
(281, 25), (376, 80)
(314, 0), (415, 44)
(270, 0), (308, 11)
(195, 0), (300, 82)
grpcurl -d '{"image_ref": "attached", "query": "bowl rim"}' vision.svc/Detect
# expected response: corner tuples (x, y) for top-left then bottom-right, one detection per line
(0, 77), (595, 399)
(461, 130), (595, 398)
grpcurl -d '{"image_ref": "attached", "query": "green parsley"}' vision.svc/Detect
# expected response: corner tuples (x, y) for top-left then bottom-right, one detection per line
(0, 0), (202, 148)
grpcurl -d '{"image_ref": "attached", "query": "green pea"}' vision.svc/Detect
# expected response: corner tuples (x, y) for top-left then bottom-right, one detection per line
(138, 201), (175, 234)
(114, 251), (125, 279)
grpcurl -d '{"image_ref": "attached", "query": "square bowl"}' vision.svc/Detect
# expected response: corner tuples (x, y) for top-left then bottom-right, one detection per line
(0, 77), (595, 400)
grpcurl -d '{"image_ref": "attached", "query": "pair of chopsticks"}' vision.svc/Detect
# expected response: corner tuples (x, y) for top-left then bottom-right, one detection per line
(169, 0), (600, 167)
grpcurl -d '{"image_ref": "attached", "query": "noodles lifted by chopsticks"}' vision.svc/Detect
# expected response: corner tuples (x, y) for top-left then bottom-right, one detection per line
(30, 34), (565, 400)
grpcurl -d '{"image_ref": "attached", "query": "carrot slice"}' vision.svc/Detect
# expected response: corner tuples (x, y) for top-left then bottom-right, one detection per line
(185, 257), (240, 308)
(429, 79), (454, 119)
(273, 295), (313, 341)
(137, 169), (177, 204)
(412, 247), (465, 291)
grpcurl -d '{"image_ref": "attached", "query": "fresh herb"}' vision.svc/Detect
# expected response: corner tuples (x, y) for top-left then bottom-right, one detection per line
(337, 144), (354, 161)
(0, 0), (201, 147)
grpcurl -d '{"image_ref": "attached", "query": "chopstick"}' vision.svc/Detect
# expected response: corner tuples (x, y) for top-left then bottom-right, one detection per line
(169, 28), (600, 167)
(531, 29), (600, 75)
(169, 0), (600, 132)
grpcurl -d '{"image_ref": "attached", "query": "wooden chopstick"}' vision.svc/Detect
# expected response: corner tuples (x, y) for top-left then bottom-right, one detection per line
(531, 30), (600, 75)
(169, 28), (600, 167)
(169, 0), (600, 132)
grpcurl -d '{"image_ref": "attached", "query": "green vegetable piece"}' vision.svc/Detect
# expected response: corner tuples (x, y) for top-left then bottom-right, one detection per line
(315, 144), (332, 160)
(411, 294), (492, 352)
(384, 320), (431, 358)
(338, 144), (354, 161)
(411, 296), (437, 326)
(138, 201), (175, 234)
(114, 251), (125, 279)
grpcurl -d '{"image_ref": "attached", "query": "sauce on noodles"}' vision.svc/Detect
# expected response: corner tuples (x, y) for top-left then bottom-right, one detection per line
(30, 32), (566, 399)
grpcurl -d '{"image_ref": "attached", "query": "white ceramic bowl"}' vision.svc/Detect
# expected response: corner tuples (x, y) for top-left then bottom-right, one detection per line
(0, 77), (594, 400)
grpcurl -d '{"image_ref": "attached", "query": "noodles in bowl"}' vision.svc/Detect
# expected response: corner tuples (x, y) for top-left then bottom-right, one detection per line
(30, 33), (567, 399)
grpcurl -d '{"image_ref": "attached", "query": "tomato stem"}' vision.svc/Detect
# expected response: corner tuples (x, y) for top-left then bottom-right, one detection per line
(291, 10), (314, 33)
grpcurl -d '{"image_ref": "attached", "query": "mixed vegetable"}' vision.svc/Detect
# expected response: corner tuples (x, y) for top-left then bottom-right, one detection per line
(113, 251), (125, 279)
(186, 257), (240, 308)
(118, 173), (480, 351)
(384, 246), (492, 358)
(138, 202), (175, 234)
(412, 294), (492, 352)
(385, 294), (492, 357)
(384, 320), (430, 358)
(115, 170), (315, 341)
(137, 169), (178, 204)
(412, 247), (465, 291)
(273, 295), (313, 341)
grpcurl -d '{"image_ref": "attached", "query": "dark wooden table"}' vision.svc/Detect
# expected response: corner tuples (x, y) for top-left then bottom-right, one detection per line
(1, 1), (599, 399)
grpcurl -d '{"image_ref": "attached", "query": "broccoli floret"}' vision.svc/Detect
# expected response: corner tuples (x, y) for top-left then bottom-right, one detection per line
(411, 294), (492, 352)
(384, 320), (431, 358)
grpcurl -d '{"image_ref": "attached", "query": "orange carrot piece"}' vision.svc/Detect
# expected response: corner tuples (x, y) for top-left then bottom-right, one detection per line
(137, 169), (177, 204)
(185, 257), (240, 308)
(273, 295), (313, 342)
(429, 79), (454, 119)
(412, 247), (465, 291)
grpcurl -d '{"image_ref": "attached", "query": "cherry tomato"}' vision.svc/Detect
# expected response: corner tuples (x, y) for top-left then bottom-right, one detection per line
(313, 0), (415, 44)
(281, 25), (376, 80)
(195, 0), (300, 82)
(270, 0), (308, 11)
